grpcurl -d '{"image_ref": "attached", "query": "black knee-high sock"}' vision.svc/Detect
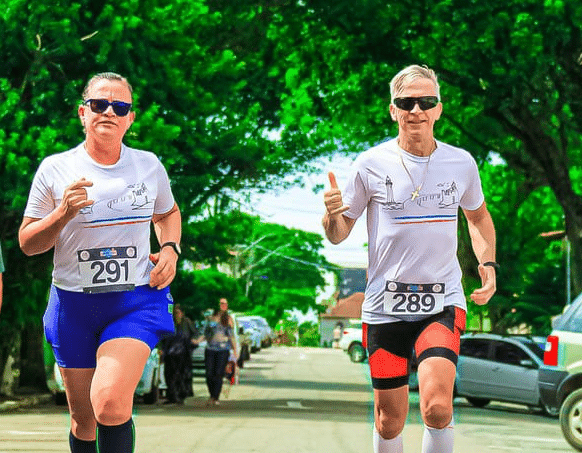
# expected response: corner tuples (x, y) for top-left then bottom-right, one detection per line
(69, 432), (97, 453)
(96, 418), (135, 453)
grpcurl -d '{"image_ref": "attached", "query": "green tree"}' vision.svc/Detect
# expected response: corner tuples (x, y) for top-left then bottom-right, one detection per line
(464, 161), (566, 333)
(220, 213), (332, 325)
(0, 0), (330, 388)
(261, 0), (582, 298)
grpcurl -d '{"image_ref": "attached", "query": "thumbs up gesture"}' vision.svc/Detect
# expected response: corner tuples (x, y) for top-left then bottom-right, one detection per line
(324, 172), (350, 216)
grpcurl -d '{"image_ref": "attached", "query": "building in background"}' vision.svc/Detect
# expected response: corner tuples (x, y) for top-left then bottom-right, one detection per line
(319, 268), (366, 346)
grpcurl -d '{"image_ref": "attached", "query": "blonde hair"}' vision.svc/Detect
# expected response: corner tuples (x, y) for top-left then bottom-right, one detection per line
(390, 65), (440, 101)
(82, 72), (133, 101)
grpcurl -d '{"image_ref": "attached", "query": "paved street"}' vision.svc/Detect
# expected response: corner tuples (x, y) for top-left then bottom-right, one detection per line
(0, 346), (572, 452)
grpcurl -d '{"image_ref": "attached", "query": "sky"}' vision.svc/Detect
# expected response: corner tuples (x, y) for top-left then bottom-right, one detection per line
(241, 153), (369, 322)
(243, 153), (369, 269)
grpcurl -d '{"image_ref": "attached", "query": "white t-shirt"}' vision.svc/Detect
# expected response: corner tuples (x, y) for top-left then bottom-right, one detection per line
(343, 138), (484, 324)
(24, 143), (176, 292)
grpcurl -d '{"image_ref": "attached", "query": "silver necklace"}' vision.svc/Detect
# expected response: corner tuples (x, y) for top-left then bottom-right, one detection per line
(396, 146), (433, 201)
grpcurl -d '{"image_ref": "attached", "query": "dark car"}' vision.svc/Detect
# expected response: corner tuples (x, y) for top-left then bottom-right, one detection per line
(539, 292), (582, 450)
(456, 333), (552, 415)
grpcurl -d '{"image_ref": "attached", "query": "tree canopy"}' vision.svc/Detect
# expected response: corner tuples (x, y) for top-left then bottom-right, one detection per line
(1, 0), (580, 388)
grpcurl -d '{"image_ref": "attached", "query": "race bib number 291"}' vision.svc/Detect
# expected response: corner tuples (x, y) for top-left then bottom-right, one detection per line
(384, 281), (445, 317)
(78, 246), (137, 294)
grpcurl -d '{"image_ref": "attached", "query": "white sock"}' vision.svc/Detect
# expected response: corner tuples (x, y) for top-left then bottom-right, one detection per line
(373, 425), (403, 453)
(421, 417), (454, 453)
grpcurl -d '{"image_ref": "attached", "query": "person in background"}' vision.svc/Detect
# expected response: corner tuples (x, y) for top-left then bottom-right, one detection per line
(333, 322), (343, 348)
(161, 304), (200, 404)
(203, 299), (237, 406)
(322, 65), (496, 453)
(219, 297), (234, 328)
(19, 72), (181, 453)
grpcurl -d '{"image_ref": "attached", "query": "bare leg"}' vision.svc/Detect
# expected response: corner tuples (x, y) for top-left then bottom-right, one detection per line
(91, 338), (150, 425)
(60, 368), (96, 441)
(418, 357), (456, 453)
(373, 385), (409, 452)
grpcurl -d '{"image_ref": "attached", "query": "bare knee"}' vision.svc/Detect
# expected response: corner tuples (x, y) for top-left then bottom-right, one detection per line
(376, 408), (406, 440)
(421, 400), (452, 429)
(91, 385), (131, 425)
(69, 406), (96, 439)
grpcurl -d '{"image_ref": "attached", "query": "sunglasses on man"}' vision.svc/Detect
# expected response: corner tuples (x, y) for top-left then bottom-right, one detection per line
(393, 96), (439, 111)
(84, 99), (132, 116)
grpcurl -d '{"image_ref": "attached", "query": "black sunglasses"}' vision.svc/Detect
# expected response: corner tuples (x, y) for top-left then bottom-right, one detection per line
(393, 96), (439, 111)
(84, 99), (132, 116)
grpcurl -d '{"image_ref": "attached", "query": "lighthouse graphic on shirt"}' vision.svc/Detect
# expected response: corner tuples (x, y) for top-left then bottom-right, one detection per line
(383, 176), (460, 211)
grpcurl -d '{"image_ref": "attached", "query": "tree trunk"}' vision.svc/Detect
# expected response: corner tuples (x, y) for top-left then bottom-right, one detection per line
(499, 108), (582, 300)
(19, 324), (48, 391)
(0, 333), (20, 396)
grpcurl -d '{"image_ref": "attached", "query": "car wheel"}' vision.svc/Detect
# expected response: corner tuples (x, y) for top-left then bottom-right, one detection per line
(466, 397), (490, 408)
(348, 343), (367, 363)
(560, 388), (582, 451)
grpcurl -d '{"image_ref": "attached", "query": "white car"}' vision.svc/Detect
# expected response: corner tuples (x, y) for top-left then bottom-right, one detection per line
(338, 320), (367, 363)
(243, 315), (274, 348)
(237, 317), (262, 353)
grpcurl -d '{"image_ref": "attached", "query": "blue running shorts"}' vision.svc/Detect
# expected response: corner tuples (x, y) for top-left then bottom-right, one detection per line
(44, 284), (175, 368)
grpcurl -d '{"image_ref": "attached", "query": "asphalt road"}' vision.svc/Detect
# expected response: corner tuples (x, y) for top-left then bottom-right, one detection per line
(0, 346), (572, 452)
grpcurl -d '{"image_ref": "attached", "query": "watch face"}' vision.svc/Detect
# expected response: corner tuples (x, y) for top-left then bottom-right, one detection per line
(175, 243), (182, 255)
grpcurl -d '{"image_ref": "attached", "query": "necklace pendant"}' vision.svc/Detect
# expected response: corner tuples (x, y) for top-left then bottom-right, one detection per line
(411, 190), (419, 200)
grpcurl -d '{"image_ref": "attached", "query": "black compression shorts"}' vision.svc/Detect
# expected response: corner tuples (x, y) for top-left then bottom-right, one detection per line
(363, 306), (466, 390)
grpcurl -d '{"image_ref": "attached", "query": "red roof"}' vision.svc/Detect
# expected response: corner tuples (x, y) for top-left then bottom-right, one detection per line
(321, 292), (364, 319)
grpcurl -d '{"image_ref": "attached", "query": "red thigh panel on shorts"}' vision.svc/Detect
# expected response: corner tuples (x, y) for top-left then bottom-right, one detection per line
(369, 349), (408, 379)
(415, 306), (466, 365)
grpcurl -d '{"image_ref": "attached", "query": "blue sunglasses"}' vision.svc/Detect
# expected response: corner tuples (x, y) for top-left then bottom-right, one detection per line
(84, 99), (132, 116)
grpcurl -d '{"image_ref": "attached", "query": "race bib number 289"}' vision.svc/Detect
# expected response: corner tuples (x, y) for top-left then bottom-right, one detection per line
(78, 246), (137, 294)
(384, 281), (445, 317)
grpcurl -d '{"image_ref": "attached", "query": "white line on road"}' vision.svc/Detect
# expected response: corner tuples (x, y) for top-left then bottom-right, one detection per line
(275, 401), (312, 410)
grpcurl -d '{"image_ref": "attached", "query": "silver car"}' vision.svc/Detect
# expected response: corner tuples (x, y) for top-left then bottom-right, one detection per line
(456, 333), (553, 415)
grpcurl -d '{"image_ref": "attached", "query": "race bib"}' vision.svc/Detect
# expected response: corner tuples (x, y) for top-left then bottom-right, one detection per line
(78, 246), (137, 294)
(384, 281), (445, 317)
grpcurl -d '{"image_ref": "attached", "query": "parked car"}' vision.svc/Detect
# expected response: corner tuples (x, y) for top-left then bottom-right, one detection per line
(338, 319), (366, 363)
(539, 292), (582, 450)
(244, 315), (274, 348)
(456, 333), (551, 414)
(237, 317), (262, 353)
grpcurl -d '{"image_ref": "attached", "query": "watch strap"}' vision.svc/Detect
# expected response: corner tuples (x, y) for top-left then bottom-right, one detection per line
(482, 261), (500, 270)
(161, 242), (180, 256)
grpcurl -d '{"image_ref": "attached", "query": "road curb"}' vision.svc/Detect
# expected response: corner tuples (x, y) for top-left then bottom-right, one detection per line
(0, 394), (53, 413)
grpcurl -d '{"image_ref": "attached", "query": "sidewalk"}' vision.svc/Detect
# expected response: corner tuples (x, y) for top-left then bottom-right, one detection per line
(0, 393), (52, 413)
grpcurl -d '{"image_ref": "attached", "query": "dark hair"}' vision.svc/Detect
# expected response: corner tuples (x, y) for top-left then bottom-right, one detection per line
(220, 311), (230, 327)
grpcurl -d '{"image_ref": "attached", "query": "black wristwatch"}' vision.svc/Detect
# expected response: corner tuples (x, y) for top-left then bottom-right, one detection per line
(161, 241), (181, 256)
(482, 261), (500, 271)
